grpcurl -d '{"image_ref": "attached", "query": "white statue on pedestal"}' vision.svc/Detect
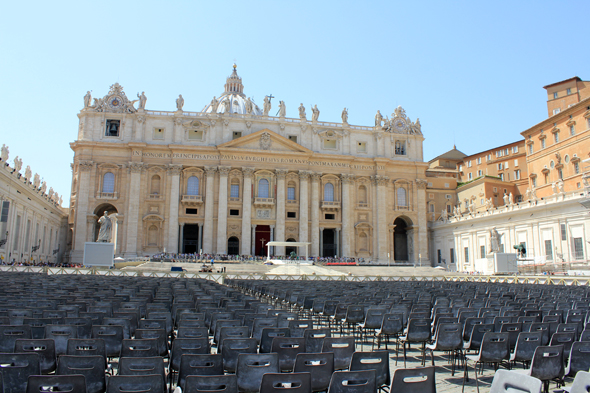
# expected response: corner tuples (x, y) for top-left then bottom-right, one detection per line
(210, 96), (219, 113)
(24, 165), (32, 180)
(245, 98), (253, 114)
(0, 144), (8, 162)
(40, 181), (47, 194)
(341, 108), (348, 123)
(311, 105), (319, 122)
(298, 103), (306, 120)
(137, 92), (147, 110)
(33, 173), (40, 188)
(97, 211), (113, 242)
(503, 193), (509, 205)
(176, 95), (184, 111)
(441, 208), (448, 222)
(375, 110), (382, 127)
(490, 227), (503, 253)
(263, 96), (271, 116)
(508, 192), (514, 205)
(83, 91), (92, 108)
(278, 101), (286, 117)
(13, 156), (22, 173)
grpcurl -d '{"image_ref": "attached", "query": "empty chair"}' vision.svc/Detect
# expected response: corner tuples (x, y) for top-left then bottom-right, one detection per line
(463, 332), (510, 393)
(120, 338), (160, 358)
(0, 353), (40, 393)
(390, 366), (436, 393)
(221, 338), (257, 373)
(66, 338), (107, 363)
(259, 327), (290, 353)
(528, 322), (550, 345)
(322, 336), (356, 371)
(0, 324), (32, 352)
(500, 322), (522, 350)
(358, 308), (386, 345)
(57, 355), (106, 393)
(176, 354), (224, 391)
(349, 350), (390, 391)
(135, 328), (169, 357)
(289, 319), (313, 338)
(260, 372), (312, 393)
(328, 370), (376, 393)
(106, 374), (166, 393)
(64, 317), (93, 339)
(374, 313), (404, 354)
(14, 338), (56, 374)
(425, 322), (463, 375)
(304, 328), (331, 353)
(103, 317), (132, 339)
(270, 336), (306, 372)
(566, 341), (590, 377)
(26, 375), (87, 393)
(510, 331), (543, 369)
(217, 326), (249, 353)
(516, 345), (565, 393)
(23, 317), (58, 339)
(399, 318), (431, 367)
(564, 371), (590, 393)
(92, 325), (124, 358)
(170, 338), (211, 375)
(44, 324), (78, 356)
(295, 352), (334, 392)
(464, 323), (494, 353)
(236, 353), (279, 393)
(119, 356), (166, 387)
(182, 374), (238, 393)
(549, 332), (576, 359)
(489, 369), (542, 393)
(251, 317), (278, 343)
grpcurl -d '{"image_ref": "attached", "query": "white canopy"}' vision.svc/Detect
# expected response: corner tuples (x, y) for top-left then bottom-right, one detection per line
(265, 241), (311, 262)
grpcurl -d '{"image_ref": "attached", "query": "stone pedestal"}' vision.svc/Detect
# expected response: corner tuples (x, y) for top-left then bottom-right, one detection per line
(84, 242), (114, 267)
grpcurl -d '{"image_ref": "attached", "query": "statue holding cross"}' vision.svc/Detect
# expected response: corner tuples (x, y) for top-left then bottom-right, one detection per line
(263, 94), (273, 116)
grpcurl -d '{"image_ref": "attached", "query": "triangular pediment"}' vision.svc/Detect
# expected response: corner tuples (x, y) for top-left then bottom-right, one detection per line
(218, 129), (312, 154)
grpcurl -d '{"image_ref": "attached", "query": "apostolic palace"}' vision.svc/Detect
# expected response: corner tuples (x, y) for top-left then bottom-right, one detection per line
(67, 65), (429, 264)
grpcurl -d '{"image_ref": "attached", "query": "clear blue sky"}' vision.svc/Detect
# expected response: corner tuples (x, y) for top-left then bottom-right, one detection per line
(1, 1), (588, 207)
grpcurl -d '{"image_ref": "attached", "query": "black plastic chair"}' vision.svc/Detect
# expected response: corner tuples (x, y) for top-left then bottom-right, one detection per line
(549, 331), (576, 359)
(57, 354), (106, 393)
(510, 331), (543, 369)
(399, 318), (431, 367)
(120, 338), (160, 358)
(464, 323), (494, 353)
(251, 317), (278, 343)
(0, 352), (40, 393)
(135, 328), (169, 357)
(64, 317), (93, 339)
(528, 322), (550, 345)
(170, 338), (210, 375)
(390, 366), (436, 393)
(260, 327), (290, 353)
(183, 374), (238, 393)
(358, 308), (386, 345)
(26, 374), (87, 393)
(14, 338), (56, 374)
(328, 370), (376, 393)
(0, 325), (32, 352)
(66, 338), (107, 363)
(349, 350), (390, 391)
(119, 356), (166, 385)
(304, 327), (331, 353)
(92, 325), (124, 358)
(425, 322), (463, 375)
(463, 332), (510, 393)
(236, 353), (279, 393)
(289, 319), (313, 338)
(322, 336), (355, 371)
(44, 324), (78, 356)
(221, 338), (257, 373)
(270, 336), (306, 372)
(517, 345), (565, 393)
(260, 372), (312, 393)
(177, 354), (223, 391)
(294, 352), (334, 392)
(22, 318), (59, 339)
(106, 374), (166, 393)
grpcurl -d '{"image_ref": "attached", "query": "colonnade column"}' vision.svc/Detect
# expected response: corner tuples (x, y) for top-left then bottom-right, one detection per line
(341, 174), (354, 257)
(251, 225), (257, 256)
(216, 166), (230, 255)
(167, 164), (183, 253)
(270, 225), (275, 256)
(241, 168), (254, 255)
(275, 169), (287, 256)
(416, 179), (429, 266)
(73, 161), (94, 263)
(319, 227), (324, 257)
(375, 175), (389, 262)
(197, 223), (203, 254)
(202, 166), (217, 254)
(125, 162), (145, 257)
(298, 171), (310, 244)
(310, 173), (320, 256)
(335, 228), (340, 258)
(179, 223), (185, 253)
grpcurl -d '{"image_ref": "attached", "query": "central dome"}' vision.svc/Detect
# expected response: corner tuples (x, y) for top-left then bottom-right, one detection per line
(202, 65), (262, 115)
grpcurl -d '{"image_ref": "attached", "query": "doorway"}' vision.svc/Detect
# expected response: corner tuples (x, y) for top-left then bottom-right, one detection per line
(393, 218), (408, 261)
(285, 238), (297, 257)
(182, 224), (199, 254)
(255, 225), (271, 256)
(228, 237), (239, 255)
(322, 229), (336, 257)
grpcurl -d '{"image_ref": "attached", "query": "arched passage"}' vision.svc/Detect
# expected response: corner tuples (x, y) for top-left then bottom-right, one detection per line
(228, 236), (239, 255)
(285, 238), (297, 257)
(393, 217), (409, 261)
(93, 203), (118, 242)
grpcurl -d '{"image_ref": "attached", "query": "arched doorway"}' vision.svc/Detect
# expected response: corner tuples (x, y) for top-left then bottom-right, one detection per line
(285, 238), (297, 258)
(93, 203), (118, 242)
(393, 217), (408, 261)
(228, 237), (239, 255)
(322, 229), (336, 257)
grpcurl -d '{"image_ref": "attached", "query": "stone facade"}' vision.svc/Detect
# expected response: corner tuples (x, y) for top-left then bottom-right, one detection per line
(0, 151), (68, 264)
(68, 67), (429, 264)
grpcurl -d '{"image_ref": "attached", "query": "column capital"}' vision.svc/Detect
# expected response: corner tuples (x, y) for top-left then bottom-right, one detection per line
(242, 167), (255, 178)
(252, 224), (257, 229)
(275, 169), (288, 179)
(319, 227), (324, 231)
(416, 179), (428, 189)
(371, 175), (389, 186)
(270, 225), (275, 229)
(128, 162), (146, 174)
(299, 170), (311, 180)
(204, 166), (217, 176)
(311, 172), (321, 182)
(167, 164), (183, 176)
(340, 173), (355, 185)
(218, 166), (231, 176)
(78, 160), (94, 172)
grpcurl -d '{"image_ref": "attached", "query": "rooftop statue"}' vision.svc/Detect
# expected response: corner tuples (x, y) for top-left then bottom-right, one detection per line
(298, 103), (306, 120)
(311, 105), (320, 122)
(375, 110), (383, 127)
(210, 96), (219, 113)
(137, 91), (147, 110)
(83, 91), (92, 108)
(176, 94), (184, 111)
(13, 156), (22, 173)
(222, 98), (230, 113)
(1, 144), (8, 162)
(341, 108), (348, 123)
(40, 181), (47, 194)
(24, 165), (31, 180)
(97, 211), (113, 243)
(490, 227), (503, 253)
(48, 187), (54, 199)
(245, 97), (253, 114)
(33, 173), (40, 188)
(278, 101), (286, 117)
(263, 96), (271, 116)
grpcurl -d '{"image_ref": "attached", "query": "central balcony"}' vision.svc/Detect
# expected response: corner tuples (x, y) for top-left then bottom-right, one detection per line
(321, 201), (341, 211)
(181, 195), (203, 206)
(254, 197), (275, 208)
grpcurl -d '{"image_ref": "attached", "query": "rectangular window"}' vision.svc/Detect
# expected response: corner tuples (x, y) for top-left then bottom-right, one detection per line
(498, 163), (503, 170)
(468, 173), (472, 180)
(570, 125), (575, 136)
(288, 135), (298, 143)
(573, 237), (584, 260)
(185, 208), (198, 215)
(574, 162), (580, 174)
(554, 133), (559, 143)
(480, 245), (486, 258)
(560, 224), (567, 241)
(493, 187), (497, 192)
(229, 209), (240, 216)
(464, 247), (469, 263)
(357, 142), (367, 153)
(232, 131), (242, 140)
(529, 144), (533, 155)
(437, 249), (442, 264)
(553, 92), (558, 99)
(450, 248), (455, 264)
(230, 184), (239, 198)
(487, 154), (492, 161)
(287, 187), (296, 200)
(514, 159), (518, 167)
(153, 128), (164, 140)
(395, 141), (406, 155)
(541, 139), (546, 149)
(0, 201), (9, 223)
(514, 170), (520, 180)
(446, 204), (452, 213)
(558, 168), (563, 179)
(468, 161), (472, 168)
(544, 240), (553, 260)
(105, 119), (120, 137)
(188, 130), (203, 140)
(477, 158), (481, 165)
(324, 139), (337, 149)
(532, 177), (537, 187)
(459, 165), (463, 172)
(499, 173), (504, 181)
(287, 211), (296, 218)
(13, 215), (21, 250)
(478, 170), (482, 177)
(512, 146), (519, 153)
(553, 108), (561, 115)
(566, 88), (571, 95)
(325, 213), (335, 220)
(505, 149), (509, 156)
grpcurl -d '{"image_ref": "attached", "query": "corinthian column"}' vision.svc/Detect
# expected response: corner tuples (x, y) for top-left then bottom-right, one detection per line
(72, 161), (94, 264)
(341, 174), (354, 257)
(310, 173), (320, 256)
(125, 162), (145, 256)
(298, 171), (310, 243)
(275, 169), (287, 256)
(373, 175), (390, 262)
(202, 166), (217, 253)
(167, 164), (183, 253)
(216, 166), (230, 254)
(241, 168), (254, 255)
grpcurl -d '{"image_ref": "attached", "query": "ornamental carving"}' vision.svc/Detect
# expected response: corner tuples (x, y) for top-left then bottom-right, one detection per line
(246, 121), (252, 129)
(128, 162), (146, 174)
(223, 119), (229, 127)
(371, 175), (389, 186)
(340, 174), (355, 184)
(311, 172), (321, 182)
(286, 226), (297, 233)
(416, 179), (428, 189)
(167, 164), (183, 176)
(205, 166), (218, 176)
(136, 115), (146, 124)
(218, 166), (231, 176)
(242, 167), (255, 178)
(78, 161), (94, 172)
(381, 106), (422, 135)
(257, 209), (271, 219)
(260, 132), (271, 150)
(174, 117), (184, 125)
(299, 171), (311, 180)
(275, 169), (288, 179)
(90, 83), (137, 114)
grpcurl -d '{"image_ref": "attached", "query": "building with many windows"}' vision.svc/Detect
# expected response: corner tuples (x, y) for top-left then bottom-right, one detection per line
(67, 66), (429, 264)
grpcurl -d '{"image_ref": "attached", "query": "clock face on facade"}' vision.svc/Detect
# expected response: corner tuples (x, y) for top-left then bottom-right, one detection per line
(108, 96), (122, 110)
(394, 119), (407, 131)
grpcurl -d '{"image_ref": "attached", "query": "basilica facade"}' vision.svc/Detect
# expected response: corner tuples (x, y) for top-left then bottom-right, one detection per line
(68, 66), (429, 264)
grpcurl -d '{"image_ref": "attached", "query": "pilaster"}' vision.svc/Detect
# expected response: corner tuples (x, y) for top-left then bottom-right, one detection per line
(241, 168), (254, 255)
(216, 166), (231, 254)
(275, 169), (287, 256)
(202, 166), (217, 253)
(310, 173), (321, 256)
(341, 174), (354, 257)
(166, 164), (183, 253)
(72, 160), (94, 263)
(298, 171), (310, 243)
(373, 175), (390, 262)
(124, 162), (145, 257)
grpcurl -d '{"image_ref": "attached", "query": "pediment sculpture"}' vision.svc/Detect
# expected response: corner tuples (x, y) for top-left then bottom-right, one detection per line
(90, 83), (138, 114)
